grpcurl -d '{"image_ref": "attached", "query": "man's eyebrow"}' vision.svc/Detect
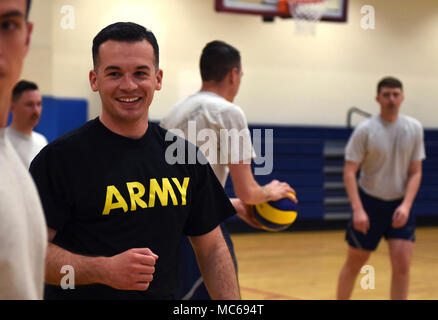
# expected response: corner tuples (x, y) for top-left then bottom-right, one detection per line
(0, 10), (25, 19)
(104, 66), (121, 72)
(104, 65), (152, 72)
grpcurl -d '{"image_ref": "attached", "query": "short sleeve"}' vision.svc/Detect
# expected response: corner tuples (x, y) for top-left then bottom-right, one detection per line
(411, 123), (426, 162)
(218, 107), (256, 164)
(29, 146), (72, 232)
(183, 157), (236, 236)
(345, 124), (368, 163)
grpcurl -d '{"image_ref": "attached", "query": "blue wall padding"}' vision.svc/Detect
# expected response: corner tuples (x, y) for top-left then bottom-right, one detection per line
(35, 96), (88, 142)
(224, 124), (438, 222)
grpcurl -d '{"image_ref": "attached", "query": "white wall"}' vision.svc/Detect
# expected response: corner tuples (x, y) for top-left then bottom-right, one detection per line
(21, 0), (438, 127)
(22, 0), (53, 95)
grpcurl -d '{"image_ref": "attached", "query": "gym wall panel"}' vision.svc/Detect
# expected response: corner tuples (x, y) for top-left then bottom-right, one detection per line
(225, 124), (438, 229)
(35, 97), (88, 142)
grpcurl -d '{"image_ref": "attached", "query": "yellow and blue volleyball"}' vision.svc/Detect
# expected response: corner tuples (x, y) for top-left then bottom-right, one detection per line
(254, 194), (298, 232)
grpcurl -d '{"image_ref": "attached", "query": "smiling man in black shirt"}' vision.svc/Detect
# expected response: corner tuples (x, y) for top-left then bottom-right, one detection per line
(30, 22), (239, 300)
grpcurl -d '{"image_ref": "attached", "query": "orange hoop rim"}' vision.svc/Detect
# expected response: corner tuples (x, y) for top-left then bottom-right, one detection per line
(287, 0), (326, 4)
(286, 0), (326, 4)
(278, 0), (327, 16)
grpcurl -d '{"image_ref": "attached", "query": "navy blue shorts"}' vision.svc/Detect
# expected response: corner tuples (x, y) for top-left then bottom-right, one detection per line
(345, 189), (416, 251)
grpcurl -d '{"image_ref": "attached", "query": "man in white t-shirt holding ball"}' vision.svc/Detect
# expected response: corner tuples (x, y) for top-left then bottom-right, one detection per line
(161, 40), (297, 299)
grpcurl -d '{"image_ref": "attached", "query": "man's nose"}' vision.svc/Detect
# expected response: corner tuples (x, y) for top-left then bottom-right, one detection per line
(32, 104), (42, 113)
(119, 74), (138, 91)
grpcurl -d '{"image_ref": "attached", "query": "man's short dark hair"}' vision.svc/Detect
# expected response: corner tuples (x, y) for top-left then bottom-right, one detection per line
(26, 0), (32, 20)
(92, 22), (159, 70)
(200, 41), (241, 82)
(12, 80), (38, 101)
(377, 77), (403, 94)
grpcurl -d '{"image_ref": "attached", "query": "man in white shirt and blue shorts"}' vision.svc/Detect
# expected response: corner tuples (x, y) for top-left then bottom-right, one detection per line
(337, 77), (425, 300)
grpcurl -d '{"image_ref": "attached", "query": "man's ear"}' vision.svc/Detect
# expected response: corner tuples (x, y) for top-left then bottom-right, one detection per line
(155, 69), (163, 91)
(89, 70), (99, 92)
(229, 67), (239, 84)
(24, 22), (33, 56)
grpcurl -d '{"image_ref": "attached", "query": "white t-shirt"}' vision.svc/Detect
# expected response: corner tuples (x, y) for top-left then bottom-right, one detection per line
(0, 128), (47, 299)
(345, 114), (426, 200)
(6, 127), (48, 168)
(160, 91), (256, 187)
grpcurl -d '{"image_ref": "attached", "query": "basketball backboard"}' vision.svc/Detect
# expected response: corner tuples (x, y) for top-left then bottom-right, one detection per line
(215, 0), (348, 22)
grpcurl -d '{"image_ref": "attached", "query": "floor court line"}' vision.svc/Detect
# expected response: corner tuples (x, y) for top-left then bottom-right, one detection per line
(240, 286), (301, 300)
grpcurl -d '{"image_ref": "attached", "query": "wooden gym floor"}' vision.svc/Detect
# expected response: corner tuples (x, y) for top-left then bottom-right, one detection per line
(231, 226), (438, 300)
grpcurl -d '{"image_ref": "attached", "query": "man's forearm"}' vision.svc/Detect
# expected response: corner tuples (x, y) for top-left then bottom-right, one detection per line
(46, 242), (108, 286)
(197, 242), (241, 300)
(402, 171), (422, 210)
(235, 183), (270, 204)
(344, 170), (363, 212)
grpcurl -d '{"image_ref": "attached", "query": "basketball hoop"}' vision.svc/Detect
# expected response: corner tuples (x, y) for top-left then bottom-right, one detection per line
(279, 0), (328, 35)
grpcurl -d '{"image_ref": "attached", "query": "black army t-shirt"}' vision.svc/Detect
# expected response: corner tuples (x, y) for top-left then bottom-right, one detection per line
(30, 118), (236, 300)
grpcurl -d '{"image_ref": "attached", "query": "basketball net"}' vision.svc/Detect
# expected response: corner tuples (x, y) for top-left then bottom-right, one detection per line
(283, 0), (328, 35)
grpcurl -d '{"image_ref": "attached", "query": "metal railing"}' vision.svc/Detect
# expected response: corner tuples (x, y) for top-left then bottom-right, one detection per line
(346, 107), (372, 128)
